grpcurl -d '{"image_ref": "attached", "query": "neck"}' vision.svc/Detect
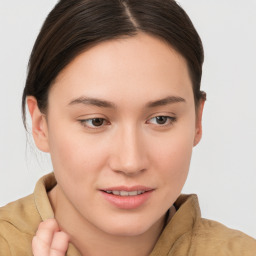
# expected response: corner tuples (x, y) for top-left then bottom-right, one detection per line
(49, 184), (174, 256)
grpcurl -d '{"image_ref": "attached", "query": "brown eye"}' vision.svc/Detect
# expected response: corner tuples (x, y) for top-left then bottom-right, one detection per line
(80, 118), (108, 128)
(147, 116), (176, 126)
(91, 118), (104, 126)
(155, 116), (168, 124)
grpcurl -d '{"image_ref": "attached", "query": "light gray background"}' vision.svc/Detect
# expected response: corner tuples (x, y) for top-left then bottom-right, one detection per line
(0, 0), (255, 238)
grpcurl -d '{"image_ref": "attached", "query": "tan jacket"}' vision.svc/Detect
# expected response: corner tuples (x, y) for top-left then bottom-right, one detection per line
(0, 173), (255, 255)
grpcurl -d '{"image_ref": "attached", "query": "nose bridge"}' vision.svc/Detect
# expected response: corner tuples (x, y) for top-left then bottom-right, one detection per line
(110, 123), (147, 175)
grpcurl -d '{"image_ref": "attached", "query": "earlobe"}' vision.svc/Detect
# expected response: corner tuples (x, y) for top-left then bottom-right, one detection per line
(193, 99), (205, 146)
(27, 96), (50, 153)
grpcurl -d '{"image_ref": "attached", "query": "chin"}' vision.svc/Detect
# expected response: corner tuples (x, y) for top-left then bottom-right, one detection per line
(104, 224), (150, 237)
(97, 213), (164, 237)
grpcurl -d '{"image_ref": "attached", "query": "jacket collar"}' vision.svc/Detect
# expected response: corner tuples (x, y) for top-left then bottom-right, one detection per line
(150, 194), (201, 255)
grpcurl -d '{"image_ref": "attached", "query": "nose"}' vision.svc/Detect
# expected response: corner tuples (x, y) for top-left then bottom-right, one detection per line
(109, 125), (148, 176)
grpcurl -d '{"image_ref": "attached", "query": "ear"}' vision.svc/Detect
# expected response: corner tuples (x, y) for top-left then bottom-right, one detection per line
(193, 99), (205, 146)
(27, 96), (50, 152)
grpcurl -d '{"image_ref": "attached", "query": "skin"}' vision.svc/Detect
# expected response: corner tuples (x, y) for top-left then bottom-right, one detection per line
(32, 219), (69, 256)
(29, 33), (204, 256)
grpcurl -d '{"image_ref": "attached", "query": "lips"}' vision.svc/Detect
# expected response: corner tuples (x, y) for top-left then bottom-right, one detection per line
(100, 186), (154, 209)
(101, 185), (153, 192)
(105, 190), (146, 196)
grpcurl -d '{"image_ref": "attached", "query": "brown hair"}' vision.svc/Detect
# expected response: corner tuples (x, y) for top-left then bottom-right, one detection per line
(22, 0), (206, 128)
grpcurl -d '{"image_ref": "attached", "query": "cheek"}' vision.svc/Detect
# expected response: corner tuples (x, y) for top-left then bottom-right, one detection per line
(160, 141), (192, 181)
(47, 124), (108, 181)
(152, 126), (195, 192)
(47, 128), (107, 207)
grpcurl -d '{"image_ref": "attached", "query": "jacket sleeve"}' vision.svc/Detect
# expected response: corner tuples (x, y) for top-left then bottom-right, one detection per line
(0, 235), (11, 256)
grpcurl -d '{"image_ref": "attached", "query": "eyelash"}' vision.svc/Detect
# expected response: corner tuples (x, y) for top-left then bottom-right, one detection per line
(146, 116), (177, 126)
(79, 118), (110, 128)
(79, 116), (176, 129)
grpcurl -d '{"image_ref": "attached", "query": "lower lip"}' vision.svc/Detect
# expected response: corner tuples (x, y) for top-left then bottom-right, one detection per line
(100, 190), (153, 209)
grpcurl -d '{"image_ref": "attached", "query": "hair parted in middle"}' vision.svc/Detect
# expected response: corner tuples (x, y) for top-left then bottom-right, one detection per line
(22, 0), (205, 128)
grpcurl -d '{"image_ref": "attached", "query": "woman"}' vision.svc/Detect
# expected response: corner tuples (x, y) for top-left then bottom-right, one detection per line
(0, 0), (255, 255)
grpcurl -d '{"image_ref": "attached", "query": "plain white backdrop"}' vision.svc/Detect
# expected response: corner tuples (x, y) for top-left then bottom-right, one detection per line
(0, 0), (255, 238)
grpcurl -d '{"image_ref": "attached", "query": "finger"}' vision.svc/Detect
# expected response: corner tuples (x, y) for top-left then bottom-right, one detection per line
(32, 235), (50, 256)
(32, 219), (60, 256)
(36, 219), (60, 246)
(50, 231), (70, 256)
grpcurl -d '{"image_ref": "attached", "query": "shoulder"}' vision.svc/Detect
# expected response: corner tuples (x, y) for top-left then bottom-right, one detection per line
(0, 194), (41, 255)
(191, 218), (256, 256)
(0, 194), (41, 234)
(0, 234), (11, 255)
(0, 173), (56, 255)
(159, 194), (256, 256)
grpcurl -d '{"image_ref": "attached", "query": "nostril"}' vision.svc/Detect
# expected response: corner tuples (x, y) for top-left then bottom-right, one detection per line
(114, 168), (146, 176)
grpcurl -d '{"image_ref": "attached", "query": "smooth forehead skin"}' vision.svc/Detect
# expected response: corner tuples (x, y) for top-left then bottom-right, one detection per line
(49, 33), (194, 113)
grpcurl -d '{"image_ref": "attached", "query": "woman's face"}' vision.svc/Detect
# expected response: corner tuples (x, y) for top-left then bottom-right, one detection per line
(30, 33), (203, 236)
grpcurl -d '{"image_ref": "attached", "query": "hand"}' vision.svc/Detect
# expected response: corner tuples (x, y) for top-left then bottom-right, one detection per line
(32, 218), (69, 256)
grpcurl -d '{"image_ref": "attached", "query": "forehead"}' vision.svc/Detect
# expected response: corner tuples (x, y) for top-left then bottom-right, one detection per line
(50, 33), (193, 106)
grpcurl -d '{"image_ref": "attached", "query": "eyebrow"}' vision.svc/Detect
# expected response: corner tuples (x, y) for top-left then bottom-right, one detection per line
(146, 96), (186, 108)
(68, 97), (116, 108)
(68, 95), (186, 108)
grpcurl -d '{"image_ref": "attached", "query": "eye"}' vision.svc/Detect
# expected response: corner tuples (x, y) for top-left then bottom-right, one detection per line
(147, 116), (176, 126)
(79, 118), (109, 128)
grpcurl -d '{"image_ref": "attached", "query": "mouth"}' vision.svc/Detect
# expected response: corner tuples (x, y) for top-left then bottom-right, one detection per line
(103, 190), (147, 196)
(99, 186), (154, 209)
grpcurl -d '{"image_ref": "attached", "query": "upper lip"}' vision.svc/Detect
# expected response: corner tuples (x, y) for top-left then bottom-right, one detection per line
(100, 186), (154, 192)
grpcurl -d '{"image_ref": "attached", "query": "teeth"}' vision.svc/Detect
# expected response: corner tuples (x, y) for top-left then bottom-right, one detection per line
(120, 191), (129, 196)
(106, 190), (146, 196)
(128, 191), (138, 196)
